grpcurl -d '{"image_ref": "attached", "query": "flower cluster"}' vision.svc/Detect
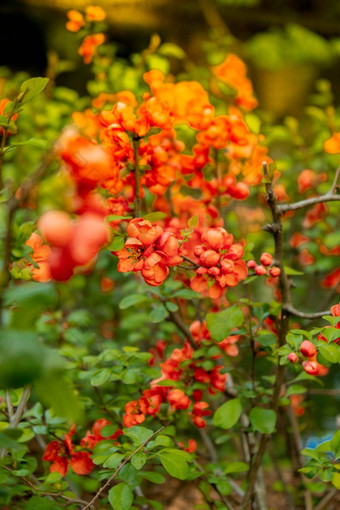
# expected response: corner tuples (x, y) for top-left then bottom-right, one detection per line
(189, 227), (248, 299)
(287, 304), (340, 376)
(114, 218), (182, 286)
(43, 420), (122, 476)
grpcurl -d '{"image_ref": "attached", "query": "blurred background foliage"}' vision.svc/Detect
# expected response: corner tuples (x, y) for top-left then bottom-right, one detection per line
(1, 0), (340, 118)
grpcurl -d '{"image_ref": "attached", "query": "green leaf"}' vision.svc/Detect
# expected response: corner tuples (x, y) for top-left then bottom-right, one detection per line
(119, 294), (149, 310)
(150, 304), (169, 323)
(158, 43), (186, 59)
(108, 236), (125, 251)
(283, 266), (304, 276)
(20, 77), (49, 104)
(103, 453), (124, 469)
(224, 462), (249, 474)
(172, 289), (201, 299)
(213, 398), (242, 429)
(4, 282), (58, 307)
(90, 368), (111, 386)
(131, 451), (147, 469)
(301, 448), (320, 461)
(123, 426), (154, 446)
(143, 212), (167, 222)
(188, 215), (198, 229)
(108, 483), (133, 510)
(286, 384), (307, 397)
(34, 375), (83, 423)
(249, 407), (276, 434)
(216, 479), (232, 495)
(0, 330), (46, 388)
(332, 472), (340, 489)
(106, 215), (133, 221)
(158, 449), (190, 480)
(141, 471), (165, 484)
(331, 430), (340, 457)
(206, 306), (244, 342)
(318, 343), (339, 364)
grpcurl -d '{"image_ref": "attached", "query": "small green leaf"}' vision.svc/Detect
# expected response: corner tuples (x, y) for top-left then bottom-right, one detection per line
(188, 215), (198, 229)
(131, 451), (147, 469)
(216, 479), (232, 495)
(119, 294), (149, 309)
(158, 449), (190, 480)
(106, 215), (133, 222)
(283, 266), (304, 276)
(141, 471), (165, 484)
(224, 462), (249, 474)
(331, 430), (340, 457)
(213, 399), (242, 430)
(108, 236), (125, 251)
(150, 304), (169, 323)
(158, 43), (186, 59)
(20, 77), (49, 104)
(143, 212), (167, 222)
(90, 368), (111, 386)
(123, 426), (154, 445)
(108, 483), (133, 510)
(249, 407), (276, 434)
(206, 306), (244, 342)
(318, 343), (339, 364)
(172, 289), (201, 299)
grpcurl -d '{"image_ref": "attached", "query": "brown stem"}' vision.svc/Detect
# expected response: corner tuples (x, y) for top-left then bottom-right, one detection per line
(277, 166), (340, 213)
(283, 305), (331, 319)
(315, 489), (338, 510)
(81, 426), (164, 510)
(242, 163), (292, 508)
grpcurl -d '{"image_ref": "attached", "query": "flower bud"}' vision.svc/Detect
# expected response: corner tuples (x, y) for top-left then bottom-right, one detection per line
(288, 352), (298, 363)
(260, 252), (273, 266)
(300, 340), (317, 358)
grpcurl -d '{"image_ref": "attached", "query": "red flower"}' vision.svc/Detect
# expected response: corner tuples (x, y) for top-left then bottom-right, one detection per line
(43, 425), (94, 476)
(81, 419), (122, 449)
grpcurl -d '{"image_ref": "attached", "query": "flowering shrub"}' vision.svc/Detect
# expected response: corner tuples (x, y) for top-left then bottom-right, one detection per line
(0, 6), (339, 510)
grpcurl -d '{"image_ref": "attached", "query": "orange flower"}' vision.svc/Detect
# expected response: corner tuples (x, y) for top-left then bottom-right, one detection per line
(212, 54), (258, 111)
(78, 33), (105, 64)
(324, 132), (340, 154)
(85, 6), (106, 21)
(66, 10), (85, 32)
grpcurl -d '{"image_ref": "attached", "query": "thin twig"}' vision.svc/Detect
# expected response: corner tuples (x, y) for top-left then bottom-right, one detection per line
(81, 426), (164, 510)
(283, 305), (331, 319)
(315, 489), (338, 510)
(277, 166), (340, 213)
(182, 255), (200, 269)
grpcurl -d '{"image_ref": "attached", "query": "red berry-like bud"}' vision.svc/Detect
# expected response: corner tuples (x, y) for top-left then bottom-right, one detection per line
(255, 265), (266, 275)
(269, 267), (281, 277)
(288, 352), (298, 363)
(260, 252), (273, 266)
(302, 360), (319, 376)
(300, 340), (317, 358)
(247, 260), (256, 269)
(331, 303), (340, 317)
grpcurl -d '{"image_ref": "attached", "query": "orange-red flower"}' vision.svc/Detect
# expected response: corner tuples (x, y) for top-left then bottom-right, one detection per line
(43, 425), (94, 476)
(66, 10), (85, 32)
(79, 33), (105, 64)
(81, 419), (122, 449)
